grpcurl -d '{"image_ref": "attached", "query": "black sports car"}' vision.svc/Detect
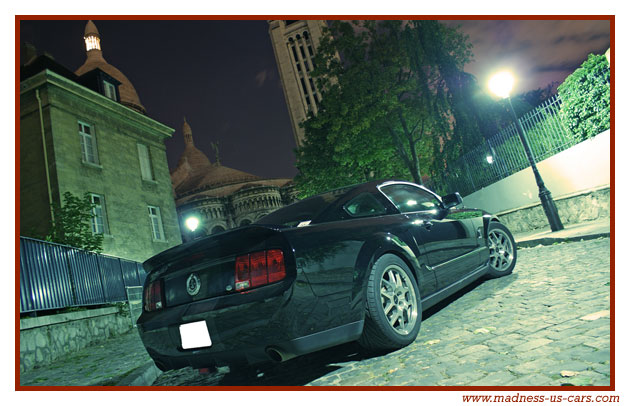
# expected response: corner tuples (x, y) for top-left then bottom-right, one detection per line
(137, 180), (517, 372)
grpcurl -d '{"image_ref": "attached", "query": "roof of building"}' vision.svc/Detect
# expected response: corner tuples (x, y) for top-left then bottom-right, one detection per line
(171, 119), (282, 198)
(75, 20), (146, 114)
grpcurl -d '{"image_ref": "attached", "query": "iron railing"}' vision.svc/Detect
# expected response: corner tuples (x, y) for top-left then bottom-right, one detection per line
(19, 236), (148, 313)
(441, 95), (583, 197)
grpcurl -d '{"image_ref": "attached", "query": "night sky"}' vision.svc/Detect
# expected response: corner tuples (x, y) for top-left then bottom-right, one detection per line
(19, 19), (610, 181)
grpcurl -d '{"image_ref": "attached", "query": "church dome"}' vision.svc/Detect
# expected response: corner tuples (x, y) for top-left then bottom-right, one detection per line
(171, 119), (262, 196)
(75, 20), (146, 114)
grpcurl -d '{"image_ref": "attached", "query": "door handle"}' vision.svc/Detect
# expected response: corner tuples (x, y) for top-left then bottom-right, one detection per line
(423, 220), (433, 230)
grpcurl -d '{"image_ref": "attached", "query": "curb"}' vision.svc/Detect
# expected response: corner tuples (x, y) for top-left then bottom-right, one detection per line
(516, 232), (610, 248)
(116, 361), (163, 386)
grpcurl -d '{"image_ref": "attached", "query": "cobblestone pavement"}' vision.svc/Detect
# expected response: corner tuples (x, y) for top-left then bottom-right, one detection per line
(153, 238), (611, 387)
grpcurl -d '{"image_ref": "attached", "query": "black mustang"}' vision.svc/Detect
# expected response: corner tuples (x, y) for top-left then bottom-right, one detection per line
(138, 180), (517, 371)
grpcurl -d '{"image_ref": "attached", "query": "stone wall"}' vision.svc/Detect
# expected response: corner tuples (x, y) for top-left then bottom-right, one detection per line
(462, 130), (610, 214)
(497, 186), (610, 233)
(20, 306), (132, 373)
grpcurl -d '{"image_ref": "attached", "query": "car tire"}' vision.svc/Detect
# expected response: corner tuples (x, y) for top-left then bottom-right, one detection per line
(486, 222), (517, 278)
(358, 254), (421, 351)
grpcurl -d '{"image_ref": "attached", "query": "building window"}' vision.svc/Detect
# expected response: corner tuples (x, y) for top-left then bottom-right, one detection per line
(103, 80), (117, 101)
(89, 193), (109, 234)
(137, 144), (154, 181)
(300, 78), (308, 94)
(78, 121), (99, 164)
(85, 35), (100, 51)
(291, 46), (299, 62)
(148, 206), (165, 241)
(211, 225), (225, 234)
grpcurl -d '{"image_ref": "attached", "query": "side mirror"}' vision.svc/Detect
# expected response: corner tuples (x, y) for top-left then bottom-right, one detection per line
(442, 192), (463, 209)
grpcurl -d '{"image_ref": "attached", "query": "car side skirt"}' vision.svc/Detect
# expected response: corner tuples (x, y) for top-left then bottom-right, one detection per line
(421, 260), (490, 310)
(267, 320), (364, 362)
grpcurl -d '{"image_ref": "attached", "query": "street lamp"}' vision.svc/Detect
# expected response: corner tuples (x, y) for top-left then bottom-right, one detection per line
(184, 216), (202, 241)
(185, 216), (200, 232)
(488, 71), (564, 232)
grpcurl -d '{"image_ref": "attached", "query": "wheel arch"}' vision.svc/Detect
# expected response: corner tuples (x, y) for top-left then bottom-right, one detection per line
(483, 214), (502, 238)
(351, 232), (426, 302)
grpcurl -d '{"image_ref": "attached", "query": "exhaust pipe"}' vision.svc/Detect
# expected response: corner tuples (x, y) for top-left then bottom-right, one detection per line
(265, 346), (297, 363)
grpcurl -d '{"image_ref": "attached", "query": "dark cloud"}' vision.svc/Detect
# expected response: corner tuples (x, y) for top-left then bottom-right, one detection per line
(443, 19), (610, 93)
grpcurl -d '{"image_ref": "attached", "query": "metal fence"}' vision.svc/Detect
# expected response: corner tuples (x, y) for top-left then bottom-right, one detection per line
(20, 236), (148, 313)
(442, 95), (579, 197)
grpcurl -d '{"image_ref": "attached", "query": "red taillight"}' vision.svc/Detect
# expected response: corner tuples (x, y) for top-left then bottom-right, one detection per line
(266, 249), (287, 283)
(234, 249), (286, 292)
(144, 279), (164, 312)
(235, 254), (250, 291)
(250, 251), (268, 287)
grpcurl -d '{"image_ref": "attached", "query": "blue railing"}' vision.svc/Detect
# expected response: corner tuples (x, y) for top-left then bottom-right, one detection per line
(19, 236), (147, 313)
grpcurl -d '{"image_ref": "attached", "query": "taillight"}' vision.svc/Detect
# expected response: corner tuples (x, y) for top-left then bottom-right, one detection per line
(266, 249), (287, 283)
(144, 279), (164, 312)
(234, 249), (286, 292)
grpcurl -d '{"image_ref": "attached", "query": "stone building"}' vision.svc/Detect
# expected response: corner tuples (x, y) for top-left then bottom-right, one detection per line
(268, 20), (328, 148)
(171, 119), (297, 242)
(20, 21), (181, 262)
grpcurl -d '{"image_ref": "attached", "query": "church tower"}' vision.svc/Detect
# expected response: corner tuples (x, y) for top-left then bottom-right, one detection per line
(75, 20), (147, 114)
(268, 20), (328, 148)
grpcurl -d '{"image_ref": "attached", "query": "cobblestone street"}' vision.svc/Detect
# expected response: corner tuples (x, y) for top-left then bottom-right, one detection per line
(152, 237), (611, 387)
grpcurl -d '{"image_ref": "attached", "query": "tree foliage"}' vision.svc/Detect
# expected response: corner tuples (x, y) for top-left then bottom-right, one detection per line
(45, 192), (103, 252)
(295, 20), (479, 197)
(558, 53), (610, 142)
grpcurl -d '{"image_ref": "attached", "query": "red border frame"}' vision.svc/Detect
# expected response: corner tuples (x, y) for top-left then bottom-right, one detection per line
(15, 14), (615, 392)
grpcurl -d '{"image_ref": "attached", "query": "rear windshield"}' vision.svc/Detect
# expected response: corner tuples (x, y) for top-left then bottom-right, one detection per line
(256, 187), (352, 227)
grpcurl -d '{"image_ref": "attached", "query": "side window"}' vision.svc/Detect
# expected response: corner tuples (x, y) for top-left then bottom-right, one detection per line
(89, 193), (109, 234)
(78, 121), (99, 164)
(148, 205), (165, 241)
(343, 193), (387, 218)
(137, 144), (154, 181)
(103, 80), (117, 101)
(380, 184), (442, 214)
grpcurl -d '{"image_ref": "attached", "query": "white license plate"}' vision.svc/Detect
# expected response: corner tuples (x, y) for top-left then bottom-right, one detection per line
(179, 321), (212, 349)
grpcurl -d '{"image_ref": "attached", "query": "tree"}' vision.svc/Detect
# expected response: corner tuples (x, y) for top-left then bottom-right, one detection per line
(558, 53), (610, 142)
(295, 20), (476, 197)
(44, 192), (103, 252)
(519, 81), (560, 109)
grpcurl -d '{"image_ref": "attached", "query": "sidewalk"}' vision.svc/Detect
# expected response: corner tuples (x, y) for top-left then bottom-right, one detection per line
(513, 218), (610, 248)
(18, 218), (611, 388)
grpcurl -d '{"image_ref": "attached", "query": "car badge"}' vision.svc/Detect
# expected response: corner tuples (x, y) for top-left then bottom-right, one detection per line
(186, 273), (201, 296)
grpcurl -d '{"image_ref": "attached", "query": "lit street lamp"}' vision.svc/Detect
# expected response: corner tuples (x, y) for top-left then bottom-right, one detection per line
(488, 71), (564, 232)
(185, 216), (199, 232)
(185, 216), (202, 241)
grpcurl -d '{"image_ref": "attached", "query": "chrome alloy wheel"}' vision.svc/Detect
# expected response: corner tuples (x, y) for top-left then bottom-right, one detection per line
(380, 264), (418, 335)
(488, 228), (515, 272)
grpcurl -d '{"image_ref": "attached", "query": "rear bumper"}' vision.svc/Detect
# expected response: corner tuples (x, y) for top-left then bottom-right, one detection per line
(137, 281), (364, 370)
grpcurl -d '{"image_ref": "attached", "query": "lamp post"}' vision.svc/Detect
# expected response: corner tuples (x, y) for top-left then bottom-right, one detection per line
(488, 71), (564, 232)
